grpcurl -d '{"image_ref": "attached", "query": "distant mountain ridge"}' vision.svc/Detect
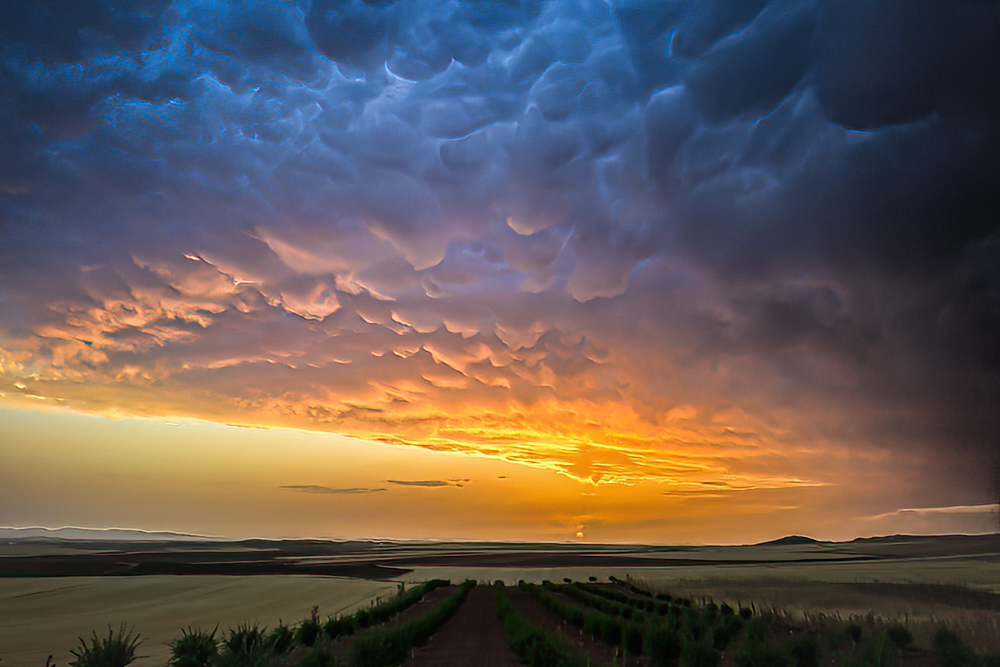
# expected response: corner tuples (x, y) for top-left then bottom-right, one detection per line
(755, 535), (825, 546)
(0, 526), (217, 542)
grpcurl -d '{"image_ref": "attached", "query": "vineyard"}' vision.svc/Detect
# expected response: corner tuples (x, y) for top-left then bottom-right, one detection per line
(64, 577), (999, 667)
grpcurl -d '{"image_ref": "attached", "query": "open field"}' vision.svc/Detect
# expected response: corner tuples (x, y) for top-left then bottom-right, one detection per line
(1, 533), (998, 665)
(0, 576), (396, 667)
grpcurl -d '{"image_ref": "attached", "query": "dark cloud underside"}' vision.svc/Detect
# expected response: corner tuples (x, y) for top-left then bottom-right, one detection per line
(1, 0), (998, 504)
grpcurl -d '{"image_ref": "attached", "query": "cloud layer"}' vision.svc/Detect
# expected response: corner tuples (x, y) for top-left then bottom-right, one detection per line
(1, 0), (998, 509)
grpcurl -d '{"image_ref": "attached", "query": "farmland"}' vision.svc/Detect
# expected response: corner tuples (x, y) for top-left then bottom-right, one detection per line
(1, 533), (998, 666)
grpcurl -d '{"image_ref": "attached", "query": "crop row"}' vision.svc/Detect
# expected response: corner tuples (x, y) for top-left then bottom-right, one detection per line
(493, 582), (586, 667)
(312, 579), (451, 643)
(347, 580), (475, 667)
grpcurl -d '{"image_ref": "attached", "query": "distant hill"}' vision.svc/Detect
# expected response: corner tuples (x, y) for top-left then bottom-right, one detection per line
(756, 535), (825, 547)
(0, 526), (216, 542)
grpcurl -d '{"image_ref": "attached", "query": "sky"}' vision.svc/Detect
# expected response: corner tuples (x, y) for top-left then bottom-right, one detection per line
(1, 0), (998, 544)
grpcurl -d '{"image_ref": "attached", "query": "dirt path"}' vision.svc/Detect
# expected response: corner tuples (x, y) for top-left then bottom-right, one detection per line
(508, 588), (648, 667)
(403, 586), (519, 667)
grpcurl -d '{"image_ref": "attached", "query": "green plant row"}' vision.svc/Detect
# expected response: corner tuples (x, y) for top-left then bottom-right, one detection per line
(309, 579), (451, 644)
(494, 582), (587, 667)
(559, 582), (670, 619)
(529, 583), (750, 667)
(164, 580), (452, 667)
(526, 583), (647, 656)
(347, 580), (475, 667)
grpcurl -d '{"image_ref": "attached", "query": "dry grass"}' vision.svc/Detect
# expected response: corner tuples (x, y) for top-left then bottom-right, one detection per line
(0, 576), (395, 667)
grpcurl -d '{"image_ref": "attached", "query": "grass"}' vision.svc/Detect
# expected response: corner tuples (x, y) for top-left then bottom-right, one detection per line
(69, 624), (143, 667)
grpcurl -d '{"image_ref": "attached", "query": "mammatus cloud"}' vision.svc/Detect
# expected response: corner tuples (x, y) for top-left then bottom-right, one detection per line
(0, 0), (998, 509)
(280, 485), (386, 494)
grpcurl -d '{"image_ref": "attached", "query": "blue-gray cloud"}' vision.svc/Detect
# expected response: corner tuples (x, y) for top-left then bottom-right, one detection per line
(1, 0), (998, 504)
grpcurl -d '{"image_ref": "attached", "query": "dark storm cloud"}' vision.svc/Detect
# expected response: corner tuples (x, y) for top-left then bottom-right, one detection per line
(1, 0), (998, 498)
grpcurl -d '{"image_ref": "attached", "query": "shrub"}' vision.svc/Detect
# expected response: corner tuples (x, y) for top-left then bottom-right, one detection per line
(712, 615), (743, 651)
(584, 613), (601, 639)
(168, 627), (217, 667)
(624, 622), (644, 655)
(269, 624), (296, 655)
(647, 624), (683, 667)
(217, 623), (270, 667)
(298, 608), (321, 647)
(720, 604), (734, 617)
(735, 640), (788, 667)
(933, 628), (975, 667)
(746, 617), (771, 643)
(845, 624), (863, 644)
(785, 636), (820, 667)
(601, 616), (622, 646)
(70, 624), (143, 667)
(355, 608), (372, 629)
(683, 642), (721, 667)
(862, 635), (897, 667)
(740, 607), (753, 620)
(885, 625), (913, 650)
(323, 615), (355, 640)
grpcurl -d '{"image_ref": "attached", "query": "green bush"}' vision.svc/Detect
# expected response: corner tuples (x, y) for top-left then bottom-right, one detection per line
(269, 624), (296, 655)
(217, 623), (270, 667)
(735, 640), (788, 667)
(583, 613), (601, 639)
(683, 642), (721, 667)
(647, 623), (682, 667)
(740, 607), (753, 620)
(168, 627), (217, 667)
(846, 624), (863, 644)
(323, 615), (355, 639)
(70, 624), (143, 667)
(862, 635), (897, 667)
(624, 622), (644, 655)
(885, 625), (913, 650)
(746, 617), (771, 643)
(601, 616), (622, 646)
(297, 608), (321, 647)
(933, 628), (975, 667)
(785, 635), (820, 667)
(712, 615), (743, 650)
